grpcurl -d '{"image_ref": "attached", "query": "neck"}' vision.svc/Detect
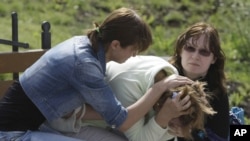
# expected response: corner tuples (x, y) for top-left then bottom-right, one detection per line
(184, 72), (206, 81)
(105, 48), (111, 63)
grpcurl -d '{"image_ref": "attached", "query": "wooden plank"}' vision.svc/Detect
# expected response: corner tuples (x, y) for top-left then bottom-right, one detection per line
(0, 49), (47, 73)
(0, 49), (47, 98)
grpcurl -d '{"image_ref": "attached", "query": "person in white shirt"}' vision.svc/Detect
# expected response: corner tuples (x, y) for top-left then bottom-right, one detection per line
(105, 55), (188, 141)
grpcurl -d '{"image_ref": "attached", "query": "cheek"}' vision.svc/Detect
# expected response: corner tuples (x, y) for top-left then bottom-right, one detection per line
(121, 51), (131, 59)
(203, 62), (212, 71)
(118, 50), (134, 62)
(180, 51), (189, 60)
(180, 53), (188, 65)
(203, 57), (215, 67)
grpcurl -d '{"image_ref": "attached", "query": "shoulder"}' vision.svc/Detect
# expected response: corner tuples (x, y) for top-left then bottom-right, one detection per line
(73, 36), (90, 46)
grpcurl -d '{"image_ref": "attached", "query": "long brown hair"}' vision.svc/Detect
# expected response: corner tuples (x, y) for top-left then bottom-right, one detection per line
(87, 7), (152, 53)
(169, 22), (227, 95)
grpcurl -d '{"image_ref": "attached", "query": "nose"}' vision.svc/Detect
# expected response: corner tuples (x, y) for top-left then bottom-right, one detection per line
(191, 51), (200, 59)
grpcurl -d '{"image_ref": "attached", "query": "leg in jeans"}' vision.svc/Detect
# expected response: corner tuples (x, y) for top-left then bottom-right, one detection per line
(0, 131), (83, 141)
(67, 126), (128, 141)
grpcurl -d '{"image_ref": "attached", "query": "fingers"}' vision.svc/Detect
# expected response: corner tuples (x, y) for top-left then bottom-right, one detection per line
(164, 96), (190, 117)
(162, 74), (193, 90)
(171, 74), (193, 84)
(174, 92), (182, 101)
(182, 100), (191, 111)
(180, 94), (191, 110)
(173, 92), (191, 111)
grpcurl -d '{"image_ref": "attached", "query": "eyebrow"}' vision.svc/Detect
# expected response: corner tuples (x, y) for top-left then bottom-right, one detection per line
(185, 42), (196, 47)
(185, 42), (210, 50)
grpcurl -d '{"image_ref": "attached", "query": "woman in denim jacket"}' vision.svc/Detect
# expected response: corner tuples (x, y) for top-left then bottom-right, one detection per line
(0, 7), (192, 141)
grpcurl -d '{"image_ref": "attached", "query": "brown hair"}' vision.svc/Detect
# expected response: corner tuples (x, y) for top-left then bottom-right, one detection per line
(169, 22), (227, 95)
(154, 81), (217, 140)
(87, 7), (152, 53)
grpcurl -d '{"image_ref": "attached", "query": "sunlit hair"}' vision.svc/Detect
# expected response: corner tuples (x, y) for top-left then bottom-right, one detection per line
(169, 22), (227, 95)
(154, 81), (217, 140)
(87, 7), (153, 53)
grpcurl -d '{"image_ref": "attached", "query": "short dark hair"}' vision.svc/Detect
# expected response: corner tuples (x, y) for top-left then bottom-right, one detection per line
(87, 7), (153, 53)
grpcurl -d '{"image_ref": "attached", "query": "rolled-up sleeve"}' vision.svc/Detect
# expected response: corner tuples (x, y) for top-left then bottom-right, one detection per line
(71, 60), (127, 128)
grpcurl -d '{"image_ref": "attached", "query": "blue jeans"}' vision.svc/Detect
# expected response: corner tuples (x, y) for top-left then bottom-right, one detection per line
(39, 123), (128, 141)
(0, 130), (83, 141)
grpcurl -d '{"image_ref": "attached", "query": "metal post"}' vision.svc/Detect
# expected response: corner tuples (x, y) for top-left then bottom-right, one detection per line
(11, 12), (19, 79)
(41, 21), (51, 49)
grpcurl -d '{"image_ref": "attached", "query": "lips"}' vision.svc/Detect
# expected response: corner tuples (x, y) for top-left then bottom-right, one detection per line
(188, 62), (199, 66)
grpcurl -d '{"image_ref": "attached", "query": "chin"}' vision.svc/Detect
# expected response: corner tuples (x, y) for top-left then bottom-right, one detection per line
(119, 59), (128, 64)
(114, 60), (124, 64)
(119, 61), (126, 64)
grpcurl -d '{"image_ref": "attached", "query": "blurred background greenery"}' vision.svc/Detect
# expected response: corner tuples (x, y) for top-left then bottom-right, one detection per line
(0, 0), (250, 123)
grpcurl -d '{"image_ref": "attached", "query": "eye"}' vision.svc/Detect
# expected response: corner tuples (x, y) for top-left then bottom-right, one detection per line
(199, 49), (211, 57)
(184, 45), (196, 52)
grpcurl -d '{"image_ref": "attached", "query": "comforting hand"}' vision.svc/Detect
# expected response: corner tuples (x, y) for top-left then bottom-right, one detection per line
(154, 92), (191, 128)
(153, 74), (193, 129)
(171, 91), (191, 116)
(159, 74), (193, 91)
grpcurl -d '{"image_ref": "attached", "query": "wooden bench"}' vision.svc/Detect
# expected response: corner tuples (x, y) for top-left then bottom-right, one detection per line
(0, 49), (48, 97)
(0, 12), (51, 98)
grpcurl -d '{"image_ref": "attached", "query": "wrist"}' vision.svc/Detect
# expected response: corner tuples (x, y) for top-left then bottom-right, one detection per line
(155, 114), (171, 129)
(153, 80), (168, 94)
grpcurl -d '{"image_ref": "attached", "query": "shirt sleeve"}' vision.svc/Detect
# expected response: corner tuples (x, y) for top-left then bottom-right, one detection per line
(71, 61), (127, 128)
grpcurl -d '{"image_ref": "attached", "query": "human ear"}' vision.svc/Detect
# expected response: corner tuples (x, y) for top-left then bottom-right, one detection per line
(110, 40), (121, 50)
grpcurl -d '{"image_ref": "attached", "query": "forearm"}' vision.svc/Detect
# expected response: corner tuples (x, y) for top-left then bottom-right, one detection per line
(154, 113), (172, 129)
(118, 82), (167, 131)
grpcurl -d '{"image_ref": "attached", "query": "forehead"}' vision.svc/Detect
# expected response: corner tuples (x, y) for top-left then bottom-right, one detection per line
(186, 35), (209, 49)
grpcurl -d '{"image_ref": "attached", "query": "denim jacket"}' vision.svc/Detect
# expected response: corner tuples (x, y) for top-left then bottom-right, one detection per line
(20, 36), (127, 128)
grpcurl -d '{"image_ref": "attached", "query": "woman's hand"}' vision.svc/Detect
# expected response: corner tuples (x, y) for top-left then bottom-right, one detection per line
(155, 92), (191, 128)
(156, 74), (193, 93)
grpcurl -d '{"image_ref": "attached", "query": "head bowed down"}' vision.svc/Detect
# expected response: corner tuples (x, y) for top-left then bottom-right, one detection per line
(154, 81), (217, 140)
